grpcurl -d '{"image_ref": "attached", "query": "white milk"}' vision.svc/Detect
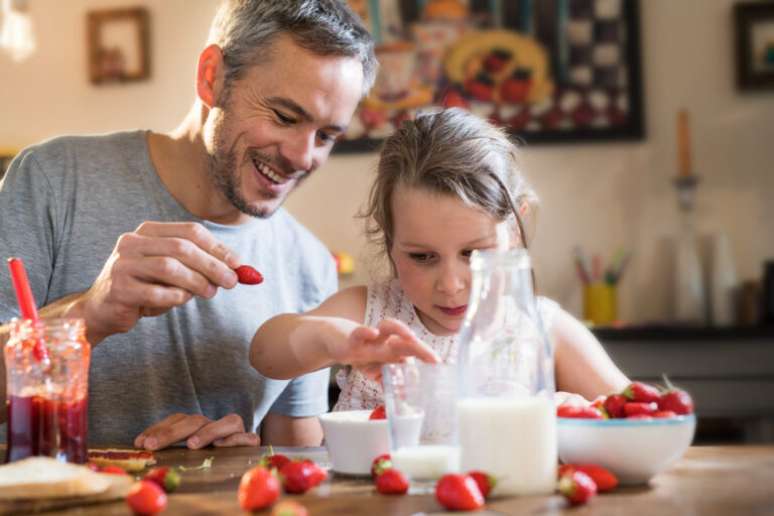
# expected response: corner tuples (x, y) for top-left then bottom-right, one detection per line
(457, 396), (557, 496)
(391, 445), (460, 480)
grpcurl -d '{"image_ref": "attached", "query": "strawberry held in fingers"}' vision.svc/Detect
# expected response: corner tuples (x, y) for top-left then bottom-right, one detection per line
(623, 381), (661, 403)
(375, 468), (409, 495)
(235, 265), (264, 285)
(435, 473), (485, 511)
(558, 470), (597, 505)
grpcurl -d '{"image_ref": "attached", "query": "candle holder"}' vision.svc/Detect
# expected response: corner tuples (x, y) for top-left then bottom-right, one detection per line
(672, 174), (706, 325)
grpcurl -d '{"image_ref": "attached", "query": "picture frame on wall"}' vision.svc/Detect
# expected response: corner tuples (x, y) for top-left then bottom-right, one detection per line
(87, 7), (150, 85)
(734, 2), (774, 91)
(337, 0), (644, 152)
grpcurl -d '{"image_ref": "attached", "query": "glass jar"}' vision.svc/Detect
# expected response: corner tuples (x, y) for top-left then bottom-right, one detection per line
(5, 318), (90, 463)
(456, 248), (556, 496)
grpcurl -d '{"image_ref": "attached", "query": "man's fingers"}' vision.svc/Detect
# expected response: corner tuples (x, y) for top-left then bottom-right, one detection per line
(137, 414), (212, 451)
(186, 413), (246, 450)
(213, 432), (260, 447)
(132, 222), (239, 287)
(134, 413), (189, 448)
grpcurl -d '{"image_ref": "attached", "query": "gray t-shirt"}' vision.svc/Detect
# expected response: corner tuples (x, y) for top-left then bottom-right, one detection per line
(0, 131), (335, 445)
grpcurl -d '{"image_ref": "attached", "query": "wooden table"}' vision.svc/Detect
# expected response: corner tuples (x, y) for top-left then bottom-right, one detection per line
(41, 445), (774, 515)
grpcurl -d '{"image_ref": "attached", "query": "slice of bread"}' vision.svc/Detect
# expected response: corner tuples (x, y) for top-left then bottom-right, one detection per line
(88, 448), (156, 472)
(0, 457), (111, 500)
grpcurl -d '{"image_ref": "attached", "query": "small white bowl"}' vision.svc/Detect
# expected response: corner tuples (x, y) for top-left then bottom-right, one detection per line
(319, 410), (390, 476)
(557, 415), (696, 485)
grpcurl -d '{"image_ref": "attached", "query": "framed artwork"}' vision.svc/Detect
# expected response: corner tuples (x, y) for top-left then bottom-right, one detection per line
(337, 0), (644, 152)
(734, 2), (774, 90)
(87, 7), (150, 85)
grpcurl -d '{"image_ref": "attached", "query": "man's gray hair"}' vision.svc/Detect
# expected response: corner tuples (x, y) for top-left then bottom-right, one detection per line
(208, 0), (377, 96)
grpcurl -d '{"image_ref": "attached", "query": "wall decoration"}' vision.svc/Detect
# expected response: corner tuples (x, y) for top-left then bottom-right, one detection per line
(735, 2), (774, 90)
(87, 7), (150, 85)
(338, 0), (644, 151)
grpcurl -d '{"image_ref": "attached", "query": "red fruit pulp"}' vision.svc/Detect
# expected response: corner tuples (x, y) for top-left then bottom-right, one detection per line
(5, 395), (88, 463)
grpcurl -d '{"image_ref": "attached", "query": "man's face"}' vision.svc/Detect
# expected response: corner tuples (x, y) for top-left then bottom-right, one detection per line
(206, 34), (364, 218)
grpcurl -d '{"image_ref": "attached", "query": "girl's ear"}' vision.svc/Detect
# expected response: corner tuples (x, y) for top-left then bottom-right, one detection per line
(196, 44), (226, 109)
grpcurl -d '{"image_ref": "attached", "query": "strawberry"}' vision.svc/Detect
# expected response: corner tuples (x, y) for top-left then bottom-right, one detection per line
(235, 265), (264, 285)
(238, 466), (280, 511)
(271, 500), (309, 516)
(623, 401), (658, 417)
(263, 453), (290, 471)
(126, 480), (168, 515)
(558, 470), (597, 505)
(658, 388), (694, 415)
(100, 465), (129, 476)
(436, 473), (485, 511)
(371, 453), (392, 478)
(623, 381), (661, 403)
(603, 394), (627, 419)
(280, 460), (316, 494)
(375, 468), (409, 495)
(369, 405), (387, 420)
(143, 466), (181, 493)
(558, 464), (618, 492)
(467, 470), (496, 498)
(302, 459), (327, 487)
(557, 404), (604, 419)
(653, 410), (677, 418)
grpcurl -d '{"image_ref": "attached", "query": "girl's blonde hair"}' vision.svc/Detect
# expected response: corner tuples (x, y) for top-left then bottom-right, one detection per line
(361, 108), (538, 261)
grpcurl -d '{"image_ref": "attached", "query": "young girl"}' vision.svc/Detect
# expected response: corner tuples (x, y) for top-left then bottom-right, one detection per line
(250, 108), (629, 410)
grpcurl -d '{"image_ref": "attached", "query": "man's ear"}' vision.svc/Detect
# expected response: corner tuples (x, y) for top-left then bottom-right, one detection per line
(196, 44), (226, 108)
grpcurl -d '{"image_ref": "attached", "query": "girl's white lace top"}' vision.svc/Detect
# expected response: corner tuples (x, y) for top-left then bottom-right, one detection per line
(333, 279), (560, 411)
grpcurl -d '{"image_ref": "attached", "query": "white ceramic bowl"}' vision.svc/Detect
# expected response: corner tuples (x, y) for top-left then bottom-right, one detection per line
(557, 415), (696, 485)
(319, 410), (390, 476)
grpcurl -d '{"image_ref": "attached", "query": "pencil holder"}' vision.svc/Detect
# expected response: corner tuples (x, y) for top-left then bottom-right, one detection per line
(583, 283), (617, 326)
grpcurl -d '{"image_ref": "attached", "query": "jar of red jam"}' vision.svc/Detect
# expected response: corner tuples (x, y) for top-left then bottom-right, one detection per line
(5, 318), (90, 463)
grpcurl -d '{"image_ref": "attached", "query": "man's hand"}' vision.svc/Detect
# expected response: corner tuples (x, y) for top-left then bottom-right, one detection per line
(134, 413), (260, 451)
(75, 222), (240, 343)
(331, 318), (440, 380)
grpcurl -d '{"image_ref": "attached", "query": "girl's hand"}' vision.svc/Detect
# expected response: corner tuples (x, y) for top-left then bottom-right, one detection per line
(554, 391), (591, 407)
(337, 318), (440, 380)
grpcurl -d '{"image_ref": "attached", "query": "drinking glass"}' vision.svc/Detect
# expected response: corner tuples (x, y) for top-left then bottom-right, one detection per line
(5, 318), (91, 463)
(382, 360), (459, 490)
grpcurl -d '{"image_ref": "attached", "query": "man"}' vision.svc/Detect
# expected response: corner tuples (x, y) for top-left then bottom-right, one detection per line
(0, 1), (376, 450)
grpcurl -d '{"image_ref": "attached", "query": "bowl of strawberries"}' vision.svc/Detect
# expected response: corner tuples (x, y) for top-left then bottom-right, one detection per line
(557, 380), (696, 485)
(319, 406), (390, 476)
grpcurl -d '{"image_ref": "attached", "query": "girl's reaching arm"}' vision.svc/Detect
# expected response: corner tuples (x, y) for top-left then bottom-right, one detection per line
(250, 286), (439, 379)
(552, 308), (630, 401)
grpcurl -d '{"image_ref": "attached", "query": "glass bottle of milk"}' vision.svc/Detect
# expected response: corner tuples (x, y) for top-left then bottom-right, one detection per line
(456, 248), (557, 496)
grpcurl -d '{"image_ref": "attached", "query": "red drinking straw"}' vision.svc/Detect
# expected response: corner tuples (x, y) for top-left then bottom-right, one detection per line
(7, 257), (49, 362)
